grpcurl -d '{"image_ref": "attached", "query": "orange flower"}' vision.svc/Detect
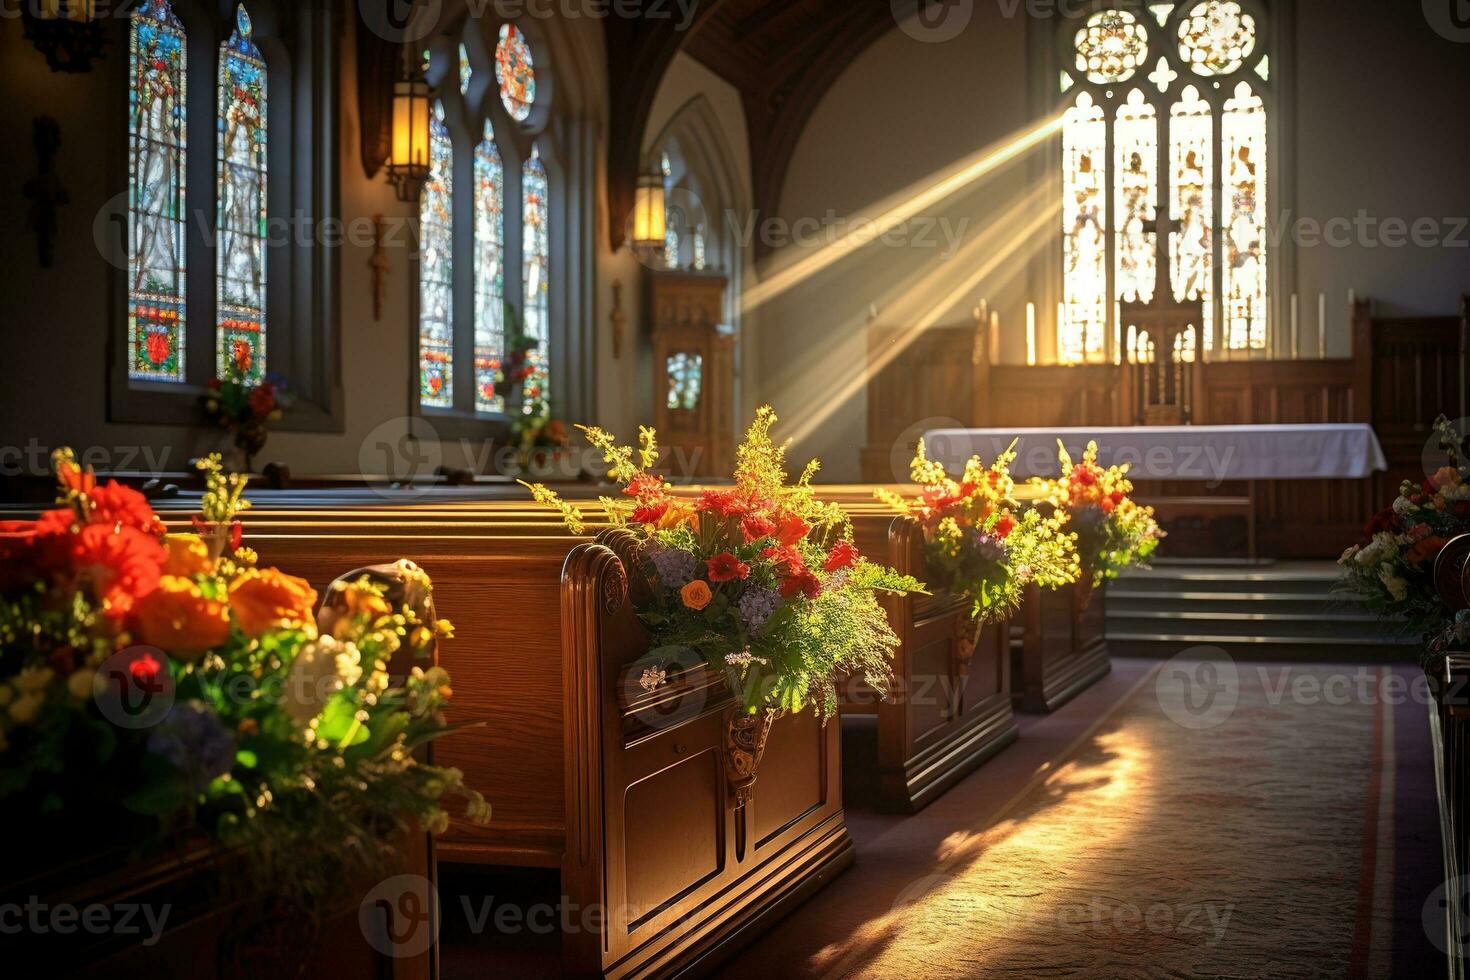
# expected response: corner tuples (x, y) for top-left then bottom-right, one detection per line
(656, 502), (699, 531)
(680, 580), (713, 610)
(134, 575), (231, 658)
(1405, 536), (1448, 564)
(162, 533), (212, 577)
(229, 567), (319, 636)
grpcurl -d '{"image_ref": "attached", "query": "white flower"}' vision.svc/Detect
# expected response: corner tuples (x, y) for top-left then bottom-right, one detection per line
(1379, 568), (1409, 602)
(284, 635), (361, 724)
(639, 667), (666, 692)
(724, 650), (769, 670)
(1393, 495), (1413, 515)
(1338, 544), (1360, 565)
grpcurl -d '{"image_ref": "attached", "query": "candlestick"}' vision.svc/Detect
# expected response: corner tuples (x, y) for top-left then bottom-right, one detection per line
(1027, 303), (1038, 366)
(1318, 292), (1327, 358)
(990, 311), (1000, 364)
(1290, 294), (1299, 359)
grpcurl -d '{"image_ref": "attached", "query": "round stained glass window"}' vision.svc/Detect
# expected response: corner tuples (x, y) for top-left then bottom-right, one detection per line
(1074, 9), (1149, 84)
(1178, 1), (1257, 76)
(494, 24), (536, 121)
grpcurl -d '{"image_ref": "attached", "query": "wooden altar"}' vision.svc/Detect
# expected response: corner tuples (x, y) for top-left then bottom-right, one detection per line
(862, 297), (1468, 558)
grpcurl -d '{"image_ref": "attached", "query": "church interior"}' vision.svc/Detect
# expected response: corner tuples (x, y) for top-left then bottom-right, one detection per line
(2, 0), (1470, 976)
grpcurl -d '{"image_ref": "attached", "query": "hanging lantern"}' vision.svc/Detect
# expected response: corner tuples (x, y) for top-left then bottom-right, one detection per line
(23, 0), (105, 73)
(631, 172), (667, 253)
(386, 61), (432, 203)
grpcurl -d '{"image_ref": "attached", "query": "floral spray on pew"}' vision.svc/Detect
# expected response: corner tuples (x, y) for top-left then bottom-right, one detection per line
(522, 407), (923, 800)
(0, 449), (489, 914)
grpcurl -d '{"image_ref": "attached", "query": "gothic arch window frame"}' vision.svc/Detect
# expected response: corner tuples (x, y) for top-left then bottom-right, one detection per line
(1046, 0), (1286, 363)
(414, 13), (573, 436)
(109, 0), (342, 430)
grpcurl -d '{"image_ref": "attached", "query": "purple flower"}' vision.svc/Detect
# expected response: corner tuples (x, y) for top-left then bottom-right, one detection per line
(647, 544), (697, 590)
(148, 700), (234, 793)
(970, 529), (1008, 562)
(738, 586), (781, 635)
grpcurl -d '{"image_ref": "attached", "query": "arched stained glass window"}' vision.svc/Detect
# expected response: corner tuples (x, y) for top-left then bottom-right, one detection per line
(521, 145), (550, 413)
(1169, 85), (1212, 324)
(216, 4), (268, 382)
(128, 0), (187, 383)
(1058, 3), (1272, 358)
(458, 42), (473, 95)
(1222, 80), (1267, 350)
(419, 100), (454, 408)
(473, 120), (505, 413)
(495, 24), (535, 122)
(1060, 92), (1107, 365)
(1114, 88), (1157, 304)
(660, 151), (679, 269)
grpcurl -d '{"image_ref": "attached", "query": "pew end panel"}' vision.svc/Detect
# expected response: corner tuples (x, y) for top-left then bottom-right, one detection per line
(1011, 580), (1111, 713)
(844, 515), (1019, 814)
(560, 531), (853, 978)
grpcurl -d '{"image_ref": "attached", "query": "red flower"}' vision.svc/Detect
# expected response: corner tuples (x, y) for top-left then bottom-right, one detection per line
(0, 520), (40, 593)
(776, 512), (810, 547)
(129, 652), (165, 691)
(88, 481), (165, 536)
(779, 568), (822, 600)
(992, 514), (1015, 539)
(624, 473), (668, 498)
(207, 377), (223, 391)
(741, 515), (777, 543)
(1109, 490), (1126, 506)
(1364, 507), (1399, 538)
(68, 523), (165, 618)
(632, 501), (670, 526)
(696, 489), (750, 518)
(1073, 465), (1098, 487)
(824, 540), (860, 572)
(248, 383), (276, 418)
(707, 552), (751, 582)
(1100, 498), (1116, 514)
(761, 544), (803, 570)
(1456, 501), (1470, 517)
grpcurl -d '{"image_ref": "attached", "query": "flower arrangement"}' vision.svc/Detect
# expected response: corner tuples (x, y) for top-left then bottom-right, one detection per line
(1038, 440), (1162, 586)
(877, 439), (1079, 621)
(498, 314), (573, 475)
(0, 450), (488, 906)
(1340, 416), (1470, 651)
(202, 365), (291, 472)
(523, 407), (922, 717)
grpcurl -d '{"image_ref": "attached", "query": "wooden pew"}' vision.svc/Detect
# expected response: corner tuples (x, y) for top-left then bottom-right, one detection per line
(1010, 579), (1110, 713)
(249, 512), (851, 978)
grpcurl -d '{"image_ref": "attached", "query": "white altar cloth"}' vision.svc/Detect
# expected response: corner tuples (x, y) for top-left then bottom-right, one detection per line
(920, 424), (1388, 484)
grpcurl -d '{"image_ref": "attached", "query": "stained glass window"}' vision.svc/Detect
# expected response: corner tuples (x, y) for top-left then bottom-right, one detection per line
(1060, 92), (1107, 365)
(495, 24), (535, 122)
(418, 100), (454, 408)
(1222, 81), (1267, 350)
(1114, 88), (1158, 304)
(128, 0), (187, 383)
(458, 42), (472, 95)
(1169, 85), (1213, 337)
(473, 120), (505, 413)
(1074, 9), (1148, 84)
(521, 145), (550, 413)
(1178, 1), (1256, 77)
(666, 353), (703, 411)
(216, 4), (267, 382)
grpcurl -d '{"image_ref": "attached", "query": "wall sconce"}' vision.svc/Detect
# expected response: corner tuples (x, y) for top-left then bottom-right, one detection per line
(631, 172), (667, 255)
(23, 0), (105, 73)
(385, 57), (431, 203)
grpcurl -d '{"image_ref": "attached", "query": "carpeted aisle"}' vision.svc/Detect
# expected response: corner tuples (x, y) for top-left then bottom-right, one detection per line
(717, 658), (1444, 979)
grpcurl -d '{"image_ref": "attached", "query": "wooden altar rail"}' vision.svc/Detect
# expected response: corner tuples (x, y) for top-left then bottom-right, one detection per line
(250, 518), (851, 979)
(1431, 533), (1470, 974)
(863, 300), (1468, 557)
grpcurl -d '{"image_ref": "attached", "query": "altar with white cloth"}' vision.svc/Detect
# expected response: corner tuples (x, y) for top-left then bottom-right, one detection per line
(921, 424), (1389, 484)
(921, 423), (1390, 559)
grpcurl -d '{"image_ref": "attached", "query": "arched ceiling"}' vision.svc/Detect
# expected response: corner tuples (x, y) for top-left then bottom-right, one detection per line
(607, 0), (913, 254)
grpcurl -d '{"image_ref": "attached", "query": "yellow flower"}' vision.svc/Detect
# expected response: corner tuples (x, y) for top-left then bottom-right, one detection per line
(681, 580), (713, 610)
(135, 575), (232, 659)
(66, 668), (96, 700)
(14, 666), (54, 693)
(8, 692), (43, 726)
(230, 567), (319, 637)
(657, 502), (699, 531)
(162, 533), (212, 577)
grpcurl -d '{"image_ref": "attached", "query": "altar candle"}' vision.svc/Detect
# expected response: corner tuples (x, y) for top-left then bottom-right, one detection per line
(1318, 292), (1327, 358)
(1027, 303), (1038, 365)
(990, 311), (1000, 364)
(1290, 294), (1299, 359)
